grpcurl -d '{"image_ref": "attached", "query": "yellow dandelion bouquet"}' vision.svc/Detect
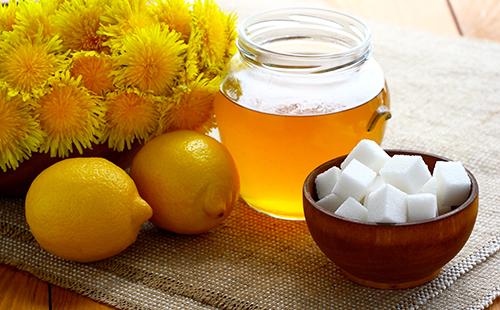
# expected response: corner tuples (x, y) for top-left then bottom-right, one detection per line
(0, 0), (236, 194)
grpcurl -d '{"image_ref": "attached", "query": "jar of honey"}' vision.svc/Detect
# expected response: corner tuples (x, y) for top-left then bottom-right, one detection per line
(214, 8), (391, 220)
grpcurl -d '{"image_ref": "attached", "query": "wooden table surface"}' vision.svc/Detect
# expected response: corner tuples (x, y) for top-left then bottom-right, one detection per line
(1, 1), (499, 309)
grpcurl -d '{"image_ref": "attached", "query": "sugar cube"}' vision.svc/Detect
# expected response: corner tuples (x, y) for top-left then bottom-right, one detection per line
(335, 197), (368, 221)
(419, 177), (437, 196)
(362, 176), (386, 205)
(332, 159), (376, 201)
(407, 193), (438, 222)
(366, 184), (407, 223)
(434, 161), (471, 214)
(315, 166), (341, 199)
(379, 155), (431, 194)
(316, 193), (345, 213)
(367, 176), (386, 195)
(340, 139), (390, 172)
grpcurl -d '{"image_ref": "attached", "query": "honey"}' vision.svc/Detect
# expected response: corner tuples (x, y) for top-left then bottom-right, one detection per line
(215, 87), (389, 219)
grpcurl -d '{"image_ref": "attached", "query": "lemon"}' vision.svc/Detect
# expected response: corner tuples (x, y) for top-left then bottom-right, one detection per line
(131, 130), (239, 234)
(25, 158), (152, 263)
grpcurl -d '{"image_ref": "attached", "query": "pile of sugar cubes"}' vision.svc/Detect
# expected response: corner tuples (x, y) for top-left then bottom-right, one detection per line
(315, 139), (472, 223)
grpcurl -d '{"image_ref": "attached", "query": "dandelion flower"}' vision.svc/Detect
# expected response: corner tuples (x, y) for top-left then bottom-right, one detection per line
(53, 0), (109, 52)
(111, 24), (186, 95)
(100, 0), (156, 39)
(14, 0), (59, 40)
(160, 76), (218, 133)
(0, 0), (237, 171)
(37, 73), (104, 157)
(151, 0), (191, 41)
(0, 32), (65, 99)
(101, 90), (159, 151)
(0, 1), (17, 33)
(70, 52), (114, 95)
(0, 88), (43, 172)
(182, 46), (200, 83)
(187, 0), (237, 79)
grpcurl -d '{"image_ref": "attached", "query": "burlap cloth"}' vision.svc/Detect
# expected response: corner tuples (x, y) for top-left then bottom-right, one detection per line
(1, 24), (499, 309)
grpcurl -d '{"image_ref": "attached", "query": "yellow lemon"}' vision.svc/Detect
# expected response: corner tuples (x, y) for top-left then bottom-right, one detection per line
(25, 158), (152, 263)
(131, 130), (239, 234)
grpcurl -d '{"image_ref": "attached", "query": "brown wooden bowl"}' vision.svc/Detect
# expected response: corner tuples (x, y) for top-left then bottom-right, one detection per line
(0, 143), (142, 197)
(303, 150), (479, 289)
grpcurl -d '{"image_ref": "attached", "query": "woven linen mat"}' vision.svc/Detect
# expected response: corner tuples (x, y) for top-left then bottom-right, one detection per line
(1, 24), (500, 309)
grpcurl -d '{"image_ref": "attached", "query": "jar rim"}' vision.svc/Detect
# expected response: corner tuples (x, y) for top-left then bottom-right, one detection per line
(237, 8), (372, 72)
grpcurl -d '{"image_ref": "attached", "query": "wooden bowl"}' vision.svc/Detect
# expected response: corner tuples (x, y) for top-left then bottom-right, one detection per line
(0, 143), (142, 197)
(303, 150), (479, 289)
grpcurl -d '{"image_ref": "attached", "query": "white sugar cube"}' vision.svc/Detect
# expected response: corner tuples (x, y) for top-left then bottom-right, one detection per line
(379, 155), (431, 194)
(407, 193), (438, 222)
(316, 193), (345, 213)
(366, 184), (407, 223)
(332, 159), (376, 201)
(315, 166), (341, 199)
(340, 139), (390, 172)
(434, 161), (471, 214)
(419, 177), (437, 195)
(335, 197), (368, 221)
(363, 176), (386, 204)
(367, 176), (386, 194)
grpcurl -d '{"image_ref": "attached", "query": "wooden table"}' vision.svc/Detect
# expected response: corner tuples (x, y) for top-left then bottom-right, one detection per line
(1, 1), (499, 309)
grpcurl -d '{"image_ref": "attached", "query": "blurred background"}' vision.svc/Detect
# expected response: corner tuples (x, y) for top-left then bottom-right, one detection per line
(219, 0), (500, 42)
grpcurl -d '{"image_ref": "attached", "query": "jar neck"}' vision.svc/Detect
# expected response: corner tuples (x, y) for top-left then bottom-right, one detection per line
(237, 8), (372, 74)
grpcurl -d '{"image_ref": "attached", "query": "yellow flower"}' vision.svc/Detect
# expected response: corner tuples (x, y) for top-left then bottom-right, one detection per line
(160, 76), (218, 133)
(14, 0), (60, 40)
(187, 0), (237, 79)
(0, 31), (66, 99)
(0, 1), (17, 33)
(70, 52), (114, 95)
(111, 24), (186, 95)
(0, 0), (238, 171)
(0, 86), (43, 172)
(99, 0), (156, 39)
(53, 0), (110, 52)
(151, 0), (191, 41)
(37, 73), (104, 157)
(101, 90), (160, 151)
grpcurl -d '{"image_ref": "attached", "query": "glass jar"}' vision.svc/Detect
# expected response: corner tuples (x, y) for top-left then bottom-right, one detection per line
(214, 8), (391, 220)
